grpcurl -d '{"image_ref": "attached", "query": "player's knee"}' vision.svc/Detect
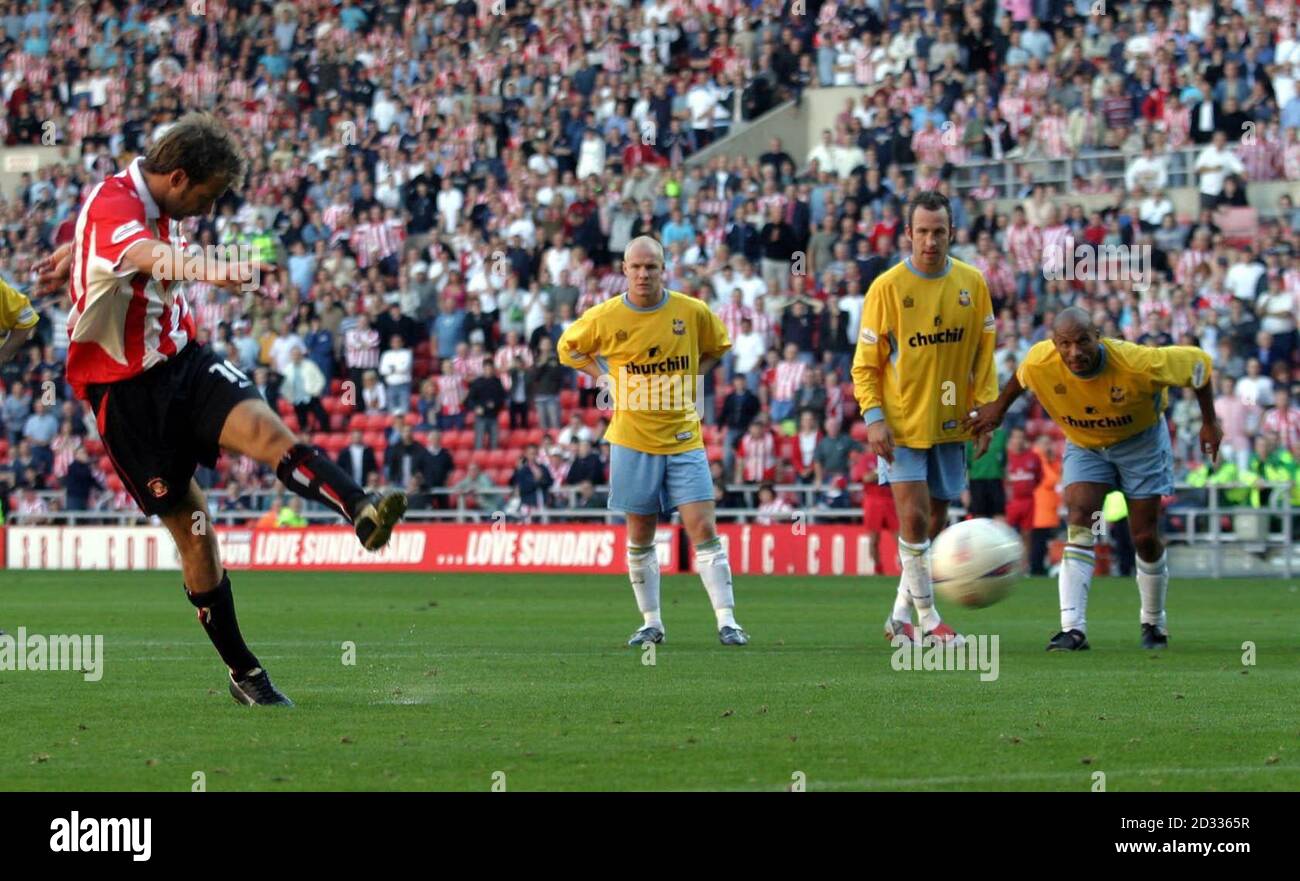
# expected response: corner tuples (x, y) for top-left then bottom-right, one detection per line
(1131, 528), (1161, 558)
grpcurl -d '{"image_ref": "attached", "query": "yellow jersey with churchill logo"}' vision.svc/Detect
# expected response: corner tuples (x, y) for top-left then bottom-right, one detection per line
(1017, 338), (1213, 450)
(0, 277), (39, 337)
(558, 289), (731, 455)
(851, 256), (998, 448)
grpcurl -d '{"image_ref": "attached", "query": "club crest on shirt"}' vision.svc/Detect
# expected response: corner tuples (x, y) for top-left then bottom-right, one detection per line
(958, 289), (971, 306)
(1054, 383), (1067, 395)
(1085, 406), (1097, 414)
(672, 318), (685, 335)
(647, 346), (660, 358)
(1110, 386), (1126, 404)
(615, 329), (628, 342)
(933, 315), (942, 327)
(147, 478), (169, 499)
(902, 296), (915, 309)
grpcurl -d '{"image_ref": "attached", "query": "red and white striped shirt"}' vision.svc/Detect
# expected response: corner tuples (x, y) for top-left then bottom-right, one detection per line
(1040, 224), (1073, 273)
(1239, 136), (1281, 182)
(344, 328), (380, 370)
(51, 434), (82, 479)
(323, 201), (352, 232)
(1162, 105), (1190, 149)
(66, 158), (196, 398)
(755, 496), (794, 525)
(1284, 142), (1300, 183)
(1260, 406), (1300, 450)
(1005, 223), (1043, 274)
(494, 344), (532, 388)
(1036, 114), (1070, 159)
(738, 432), (777, 482)
(772, 360), (807, 402)
(453, 354), (483, 383)
(911, 127), (946, 166)
(717, 302), (751, 343)
(1175, 248), (1211, 287)
(437, 374), (465, 414)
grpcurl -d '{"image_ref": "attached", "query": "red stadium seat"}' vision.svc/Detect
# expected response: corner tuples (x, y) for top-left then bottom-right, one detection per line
(348, 413), (368, 431)
(850, 422), (868, 442)
(368, 413), (393, 431)
(106, 474), (123, 492)
(581, 408), (602, 427)
(489, 449), (512, 469)
(311, 432), (331, 447)
(452, 449), (471, 467)
(415, 341), (431, 357)
(330, 379), (343, 396)
(559, 390), (578, 409)
(491, 467), (513, 485)
(330, 413), (348, 432)
(363, 431), (384, 449)
(471, 449), (492, 467)
(526, 429), (544, 445)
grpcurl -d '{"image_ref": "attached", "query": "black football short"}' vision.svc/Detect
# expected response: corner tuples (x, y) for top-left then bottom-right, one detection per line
(967, 478), (1006, 517)
(86, 344), (263, 516)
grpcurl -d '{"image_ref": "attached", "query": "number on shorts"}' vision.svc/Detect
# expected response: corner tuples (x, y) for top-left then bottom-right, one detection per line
(209, 359), (251, 386)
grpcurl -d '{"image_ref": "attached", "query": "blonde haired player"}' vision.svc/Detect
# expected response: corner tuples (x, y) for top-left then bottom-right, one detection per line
(967, 307), (1222, 650)
(0, 276), (40, 364)
(852, 191), (998, 647)
(558, 236), (747, 646)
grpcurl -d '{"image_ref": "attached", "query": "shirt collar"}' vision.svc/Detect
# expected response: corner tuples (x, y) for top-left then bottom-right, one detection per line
(126, 157), (161, 221)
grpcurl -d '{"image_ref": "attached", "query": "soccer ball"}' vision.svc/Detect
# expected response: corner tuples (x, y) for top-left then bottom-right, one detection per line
(930, 518), (1024, 608)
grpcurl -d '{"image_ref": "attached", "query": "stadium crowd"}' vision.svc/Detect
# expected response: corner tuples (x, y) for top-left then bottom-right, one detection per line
(1, 0), (1299, 540)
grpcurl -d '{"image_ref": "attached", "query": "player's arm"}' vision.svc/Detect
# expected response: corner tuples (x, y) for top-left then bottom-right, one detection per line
(968, 282), (1000, 456)
(0, 324), (35, 364)
(117, 239), (267, 290)
(850, 282), (894, 462)
(33, 242), (74, 297)
(698, 305), (732, 376)
(1147, 345), (1222, 465)
(557, 309), (604, 382)
(966, 371), (1025, 437)
(0, 280), (40, 364)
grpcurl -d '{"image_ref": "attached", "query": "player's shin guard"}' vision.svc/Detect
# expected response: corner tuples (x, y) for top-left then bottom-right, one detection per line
(186, 571), (259, 678)
(276, 443), (367, 521)
(627, 543), (662, 629)
(899, 538), (938, 629)
(1060, 527), (1096, 634)
(695, 537), (737, 629)
(1135, 551), (1168, 630)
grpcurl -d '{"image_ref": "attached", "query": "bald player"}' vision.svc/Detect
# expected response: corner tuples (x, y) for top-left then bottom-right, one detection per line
(967, 307), (1222, 651)
(558, 236), (748, 647)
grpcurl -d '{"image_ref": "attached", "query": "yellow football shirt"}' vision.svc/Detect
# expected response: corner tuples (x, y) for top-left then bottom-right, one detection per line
(851, 257), (998, 448)
(0, 278), (39, 335)
(1016, 338), (1213, 449)
(558, 289), (731, 455)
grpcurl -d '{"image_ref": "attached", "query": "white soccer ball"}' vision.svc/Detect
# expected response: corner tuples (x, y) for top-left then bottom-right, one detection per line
(930, 518), (1024, 609)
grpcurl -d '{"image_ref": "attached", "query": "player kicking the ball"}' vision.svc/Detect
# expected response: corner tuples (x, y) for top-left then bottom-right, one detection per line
(851, 191), (998, 647)
(33, 113), (407, 705)
(966, 307), (1221, 651)
(558, 236), (747, 647)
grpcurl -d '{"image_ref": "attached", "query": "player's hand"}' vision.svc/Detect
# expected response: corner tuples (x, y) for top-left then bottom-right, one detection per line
(32, 243), (74, 298)
(963, 402), (1004, 436)
(866, 420), (894, 465)
(1200, 420), (1224, 466)
(973, 428), (992, 460)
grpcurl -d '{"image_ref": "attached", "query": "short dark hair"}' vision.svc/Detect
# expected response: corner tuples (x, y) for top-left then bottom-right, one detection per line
(142, 112), (247, 190)
(907, 190), (952, 229)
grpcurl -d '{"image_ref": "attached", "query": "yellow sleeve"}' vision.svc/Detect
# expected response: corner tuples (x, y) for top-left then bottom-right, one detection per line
(699, 303), (731, 360)
(0, 279), (39, 331)
(557, 308), (602, 370)
(851, 281), (890, 424)
(971, 275), (998, 406)
(1138, 345), (1214, 389)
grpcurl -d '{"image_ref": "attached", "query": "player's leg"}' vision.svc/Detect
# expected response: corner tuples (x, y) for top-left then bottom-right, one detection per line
(1051, 478), (1110, 651)
(915, 443), (968, 643)
(157, 478), (292, 706)
(670, 449), (746, 644)
(1127, 497), (1169, 648)
(217, 397), (406, 551)
(1115, 422), (1176, 648)
(609, 444), (666, 646)
(881, 446), (931, 644)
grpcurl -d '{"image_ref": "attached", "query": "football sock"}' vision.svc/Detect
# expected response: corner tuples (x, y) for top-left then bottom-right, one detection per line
(275, 443), (367, 522)
(1060, 541), (1096, 634)
(1135, 551), (1168, 630)
(185, 571), (259, 678)
(627, 543), (662, 629)
(892, 575), (914, 622)
(900, 538), (940, 631)
(695, 537), (738, 628)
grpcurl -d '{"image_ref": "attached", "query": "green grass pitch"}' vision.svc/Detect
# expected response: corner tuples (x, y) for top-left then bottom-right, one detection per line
(1, 571), (1296, 791)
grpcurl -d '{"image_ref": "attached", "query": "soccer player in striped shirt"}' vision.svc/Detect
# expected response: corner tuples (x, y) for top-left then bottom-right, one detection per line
(33, 114), (407, 706)
(852, 191), (998, 648)
(558, 237), (748, 647)
(968, 308), (1222, 651)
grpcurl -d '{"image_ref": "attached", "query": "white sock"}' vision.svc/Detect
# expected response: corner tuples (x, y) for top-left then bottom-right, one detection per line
(1060, 543), (1096, 633)
(891, 574), (914, 622)
(1136, 551), (1168, 630)
(695, 538), (738, 629)
(900, 538), (940, 631)
(628, 543), (662, 630)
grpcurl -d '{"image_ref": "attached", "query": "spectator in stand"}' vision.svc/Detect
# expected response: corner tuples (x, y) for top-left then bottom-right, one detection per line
(22, 399), (58, 473)
(360, 369), (388, 415)
(379, 334), (413, 415)
(337, 429), (379, 488)
(423, 430), (455, 509)
(529, 337), (566, 430)
(386, 424), (433, 493)
(506, 358), (531, 429)
(1195, 131), (1247, 209)
(1261, 387), (1300, 452)
(769, 342), (807, 425)
(466, 361), (507, 451)
(435, 359), (466, 432)
(754, 484), (794, 526)
(735, 416), (777, 487)
(790, 409), (822, 485)
(813, 416), (861, 507)
(344, 313), (381, 400)
(283, 346), (330, 434)
(565, 440), (605, 486)
(63, 447), (102, 514)
(1030, 435), (1062, 577)
(452, 463), (499, 512)
(510, 444), (553, 509)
